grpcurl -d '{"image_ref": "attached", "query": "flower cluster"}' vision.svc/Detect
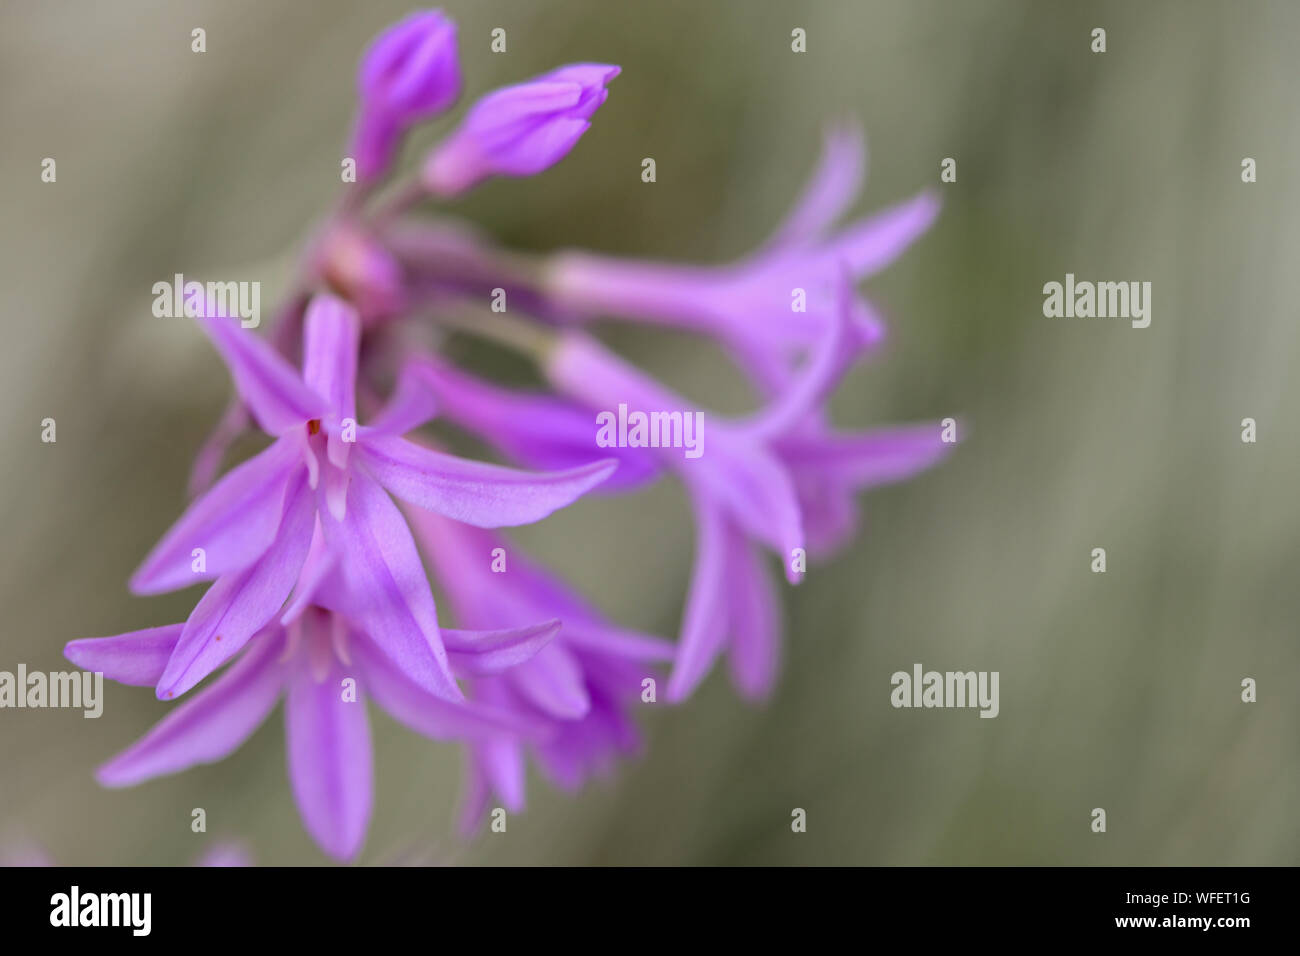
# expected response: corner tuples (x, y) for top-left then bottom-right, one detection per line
(67, 9), (952, 861)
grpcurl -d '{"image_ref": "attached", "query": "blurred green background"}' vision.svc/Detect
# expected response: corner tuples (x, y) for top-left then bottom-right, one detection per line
(2, 0), (1297, 865)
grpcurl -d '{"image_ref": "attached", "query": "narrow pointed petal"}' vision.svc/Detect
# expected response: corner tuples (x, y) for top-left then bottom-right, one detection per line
(285, 652), (372, 862)
(476, 737), (526, 810)
(97, 636), (283, 787)
(157, 474), (315, 700)
(196, 312), (329, 434)
(709, 445), (804, 581)
(64, 624), (183, 687)
(319, 470), (462, 701)
(829, 190), (941, 279)
(780, 422), (953, 488)
(364, 361), (439, 436)
(511, 644), (591, 719)
(723, 529), (781, 700)
(456, 737), (526, 836)
(280, 519), (336, 626)
(300, 295), (360, 422)
(763, 123), (866, 251)
(358, 433), (616, 527)
(738, 271), (856, 440)
(442, 619), (561, 676)
(131, 439), (301, 594)
(666, 493), (731, 702)
(351, 634), (537, 739)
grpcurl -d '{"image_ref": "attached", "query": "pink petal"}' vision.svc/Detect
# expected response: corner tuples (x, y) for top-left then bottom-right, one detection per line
(358, 433), (616, 527)
(157, 474), (316, 700)
(364, 361), (439, 436)
(300, 295), (360, 422)
(351, 633), (536, 739)
(511, 644), (590, 719)
(442, 619), (561, 677)
(828, 190), (941, 279)
(196, 312), (329, 435)
(285, 649), (372, 862)
(665, 492), (731, 702)
(762, 122), (866, 252)
(722, 527), (781, 700)
(97, 636), (283, 787)
(131, 439), (301, 595)
(64, 624), (183, 687)
(318, 470), (462, 701)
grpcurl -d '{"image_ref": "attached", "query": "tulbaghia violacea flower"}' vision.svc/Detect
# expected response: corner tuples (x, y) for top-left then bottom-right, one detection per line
(541, 124), (937, 384)
(122, 294), (613, 702)
(540, 282), (951, 700)
(422, 63), (620, 195)
(404, 504), (673, 831)
(66, 602), (558, 860)
(350, 9), (461, 182)
(69, 6), (955, 861)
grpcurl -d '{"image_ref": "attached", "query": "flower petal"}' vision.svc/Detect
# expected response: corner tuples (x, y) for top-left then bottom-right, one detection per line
(363, 361), (439, 437)
(196, 312), (329, 435)
(827, 190), (941, 279)
(131, 439), (301, 595)
(780, 422), (954, 489)
(665, 492), (731, 702)
(285, 649), (372, 862)
(280, 518), (336, 626)
(706, 443), (804, 581)
(722, 528), (781, 700)
(157, 473), (315, 700)
(351, 633), (537, 739)
(301, 295), (360, 423)
(763, 122), (866, 252)
(510, 644), (591, 720)
(737, 268), (857, 441)
(319, 470), (462, 701)
(64, 624), (183, 687)
(96, 635), (283, 787)
(442, 619), (561, 677)
(358, 433), (616, 527)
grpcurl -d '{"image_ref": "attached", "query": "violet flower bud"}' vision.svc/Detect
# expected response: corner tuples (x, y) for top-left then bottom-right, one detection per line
(349, 10), (461, 182)
(422, 63), (619, 196)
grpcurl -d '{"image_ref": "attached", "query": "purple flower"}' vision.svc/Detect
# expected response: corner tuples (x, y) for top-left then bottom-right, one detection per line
(404, 504), (672, 831)
(349, 9), (461, 181)
(65, 603), (558, 861)
(68, 7), (958, 863)
(422, 63), (619, 195)
(123, 294), (614, 702)
(540, 279), (952, 700)
(542, 124), (937, 383)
